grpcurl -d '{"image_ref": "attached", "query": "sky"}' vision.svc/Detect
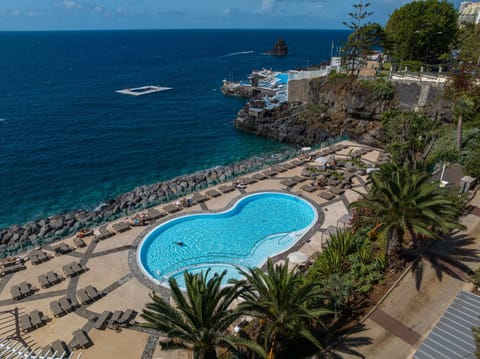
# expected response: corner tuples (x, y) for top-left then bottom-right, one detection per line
(0, 0), (464, 31)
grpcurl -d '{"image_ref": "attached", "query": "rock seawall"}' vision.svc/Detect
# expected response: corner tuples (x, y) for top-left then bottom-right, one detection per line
(0, 151), (298, 256)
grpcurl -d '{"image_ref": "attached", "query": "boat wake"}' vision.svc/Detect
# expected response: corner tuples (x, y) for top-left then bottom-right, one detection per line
(222, 50), (254, 57)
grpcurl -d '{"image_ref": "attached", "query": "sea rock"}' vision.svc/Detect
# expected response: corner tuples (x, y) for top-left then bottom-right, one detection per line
(265, 38), (288, 56)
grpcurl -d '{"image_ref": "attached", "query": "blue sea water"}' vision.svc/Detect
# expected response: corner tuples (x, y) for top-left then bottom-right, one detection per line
(0, 29), (348, 229)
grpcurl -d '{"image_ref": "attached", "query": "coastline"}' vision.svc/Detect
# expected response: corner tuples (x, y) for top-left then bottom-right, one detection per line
(0, 135), (345, 258)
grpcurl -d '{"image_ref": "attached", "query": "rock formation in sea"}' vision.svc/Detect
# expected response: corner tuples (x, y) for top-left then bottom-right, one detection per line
(265, 38), (288, 56)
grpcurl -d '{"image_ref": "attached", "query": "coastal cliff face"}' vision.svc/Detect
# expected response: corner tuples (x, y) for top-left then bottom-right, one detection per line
(235, 77), (395, 146)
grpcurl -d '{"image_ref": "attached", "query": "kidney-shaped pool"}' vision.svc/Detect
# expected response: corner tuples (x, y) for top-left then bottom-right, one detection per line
(137, 192), (317, 287)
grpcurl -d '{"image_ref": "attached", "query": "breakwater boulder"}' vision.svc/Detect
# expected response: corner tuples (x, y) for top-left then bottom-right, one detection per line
(265, 38), (288, 56)
(0, 151), (297, 256)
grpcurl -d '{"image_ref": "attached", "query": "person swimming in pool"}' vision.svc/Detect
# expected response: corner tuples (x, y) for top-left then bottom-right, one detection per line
(175, 241), (186, 246)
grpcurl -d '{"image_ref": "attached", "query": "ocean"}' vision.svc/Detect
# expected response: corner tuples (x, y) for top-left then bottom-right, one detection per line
(0, 29), (349, 229)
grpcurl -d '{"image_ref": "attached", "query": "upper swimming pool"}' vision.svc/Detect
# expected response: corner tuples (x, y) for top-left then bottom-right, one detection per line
(137, 192), (317, 287)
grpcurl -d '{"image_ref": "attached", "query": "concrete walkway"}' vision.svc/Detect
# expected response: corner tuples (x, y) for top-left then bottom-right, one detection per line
(342, 191), (480, 359)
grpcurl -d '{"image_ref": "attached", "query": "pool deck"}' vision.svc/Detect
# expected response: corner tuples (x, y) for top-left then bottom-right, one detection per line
(0, 140), (382, 358)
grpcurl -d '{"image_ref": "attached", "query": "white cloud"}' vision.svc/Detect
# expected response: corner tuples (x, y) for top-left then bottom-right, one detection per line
(93, 6), (103, 13)
(10, 10), (20, 17)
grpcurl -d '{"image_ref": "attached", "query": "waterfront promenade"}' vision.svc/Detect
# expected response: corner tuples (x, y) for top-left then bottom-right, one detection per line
(0, 141), (406, 358)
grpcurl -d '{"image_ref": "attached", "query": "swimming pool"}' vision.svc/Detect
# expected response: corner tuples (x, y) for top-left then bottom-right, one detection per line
(137, 192), (317, 287)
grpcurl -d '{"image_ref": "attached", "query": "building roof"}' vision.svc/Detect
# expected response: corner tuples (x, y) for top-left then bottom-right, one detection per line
(414, 290), (480, 359)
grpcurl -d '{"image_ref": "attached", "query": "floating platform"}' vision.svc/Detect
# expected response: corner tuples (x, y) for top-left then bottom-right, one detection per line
(116, 85), (172, 96)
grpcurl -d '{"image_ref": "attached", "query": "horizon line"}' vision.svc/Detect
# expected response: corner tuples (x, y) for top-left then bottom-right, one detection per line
(0, 27), (352, 33)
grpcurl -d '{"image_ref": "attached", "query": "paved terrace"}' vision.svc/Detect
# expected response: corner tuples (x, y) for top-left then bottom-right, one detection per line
(0, 141), (382, 359)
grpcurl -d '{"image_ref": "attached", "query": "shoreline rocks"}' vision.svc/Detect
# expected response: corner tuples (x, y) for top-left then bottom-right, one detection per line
(0, 149), (302, 256)
(264, 38), (288, 56)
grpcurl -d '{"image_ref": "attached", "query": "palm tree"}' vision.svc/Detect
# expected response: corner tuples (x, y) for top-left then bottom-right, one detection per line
(139, 270), (264, 359)
(350, 163), (464, 268)
(232, 259), (330, 359)
(454, 94), (475, 152)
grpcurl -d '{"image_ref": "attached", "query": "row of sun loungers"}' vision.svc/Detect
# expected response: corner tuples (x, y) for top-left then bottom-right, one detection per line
(92, 309), (137, 330)
(63, 261), (86, 278)
(38, 271), (62, 288)
(19, 310), (48, 332)
(30, 250), (51, 265)
(108, 309), (137, 329)
(53, 242), (73, 255)
(0, 263), (26, 276)
(72, 329), (92, 349)
(50, 297), (74, 317)
(112, 221), (131, 233)
(94, 225), (114, 241)
(77, 285), (101, 305)
(11, 281), (36, 300)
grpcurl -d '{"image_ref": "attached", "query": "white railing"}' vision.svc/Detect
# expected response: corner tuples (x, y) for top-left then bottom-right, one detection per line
(0, 338), (81, 359)
(288, 68), (330, 81)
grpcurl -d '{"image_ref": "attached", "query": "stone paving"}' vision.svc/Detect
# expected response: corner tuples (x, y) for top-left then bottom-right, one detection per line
(0, 140), (379, 358)
(341, 190), (480, 359)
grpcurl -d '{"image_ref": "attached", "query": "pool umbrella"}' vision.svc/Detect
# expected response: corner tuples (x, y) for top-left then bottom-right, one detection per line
(287, 251), (308, 263)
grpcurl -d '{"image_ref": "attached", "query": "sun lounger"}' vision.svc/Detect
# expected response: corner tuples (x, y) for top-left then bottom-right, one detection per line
(50, 340), (70, 357)
(293, 175), (306, 183)
(94, 225), (114, 240)
(11, 285), (23, 300)
(328, 187), (345, 195)
(38, 274), (50, 288)
(146, 207), (165, 220)
(46, 271), (61, 285)
(262, 170), (278, 177)
(63, 264), (74, 278)
(20, 315), (34, 332)
(112, 221), (131, 233)
(318, 191), (336, 200)
(300, 184), (317, 193)
(118, 309), (136, 327)
(109, 310), (123, 328)
(72, 329), (92, 349)
(94, 311), (112, 330)
(1, 263), (26, 276)
(50, 301), (63, 317)
(191, 193), (209, 203)
(77, 289), (90, 305)
(163, 203), (182, 213)
(19, 281), (34, 296)
(70, 262), (85, 275)
(30, 310), (46, 328)
(85, 285), (100, 301)
(54, 242), (72, 255)
(218, 185), (235, 193)
(73, 237), (86, 248)
(205, 189), (221, 198)
(280, 179), (297, 187)
(59, 297), (73, 313)
(271, 165), (287, 172)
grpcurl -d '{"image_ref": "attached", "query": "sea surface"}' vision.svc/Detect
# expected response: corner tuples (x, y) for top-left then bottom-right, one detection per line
(0, 29), (349, 229)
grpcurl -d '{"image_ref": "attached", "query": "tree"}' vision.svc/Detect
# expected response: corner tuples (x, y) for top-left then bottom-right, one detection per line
(342, 0), (374, 75)
(456, 24), (480, 65)
(232, 259), (330, 359)
(350, 163), (464, 269)
(381, 109), (438, 170)
(139, 270), (264, 359)
(454, 94), (476, 152)
(385, 0), (457, 63)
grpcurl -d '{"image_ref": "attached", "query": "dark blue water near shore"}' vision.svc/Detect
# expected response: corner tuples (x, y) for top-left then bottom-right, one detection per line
(0, 29), (348, 229)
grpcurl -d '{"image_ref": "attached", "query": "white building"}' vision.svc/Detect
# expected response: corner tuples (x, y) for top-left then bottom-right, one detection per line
(459, 1), (480, 25)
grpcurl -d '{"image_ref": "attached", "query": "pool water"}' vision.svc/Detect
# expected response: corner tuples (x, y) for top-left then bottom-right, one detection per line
(137, 192), (317, 287)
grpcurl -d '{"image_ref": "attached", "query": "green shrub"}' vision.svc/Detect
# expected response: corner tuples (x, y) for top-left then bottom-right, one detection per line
(373, 79), (395, 100)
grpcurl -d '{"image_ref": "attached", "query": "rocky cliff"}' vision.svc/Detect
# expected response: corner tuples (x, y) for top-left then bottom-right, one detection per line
(235, 76), (395, 146)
